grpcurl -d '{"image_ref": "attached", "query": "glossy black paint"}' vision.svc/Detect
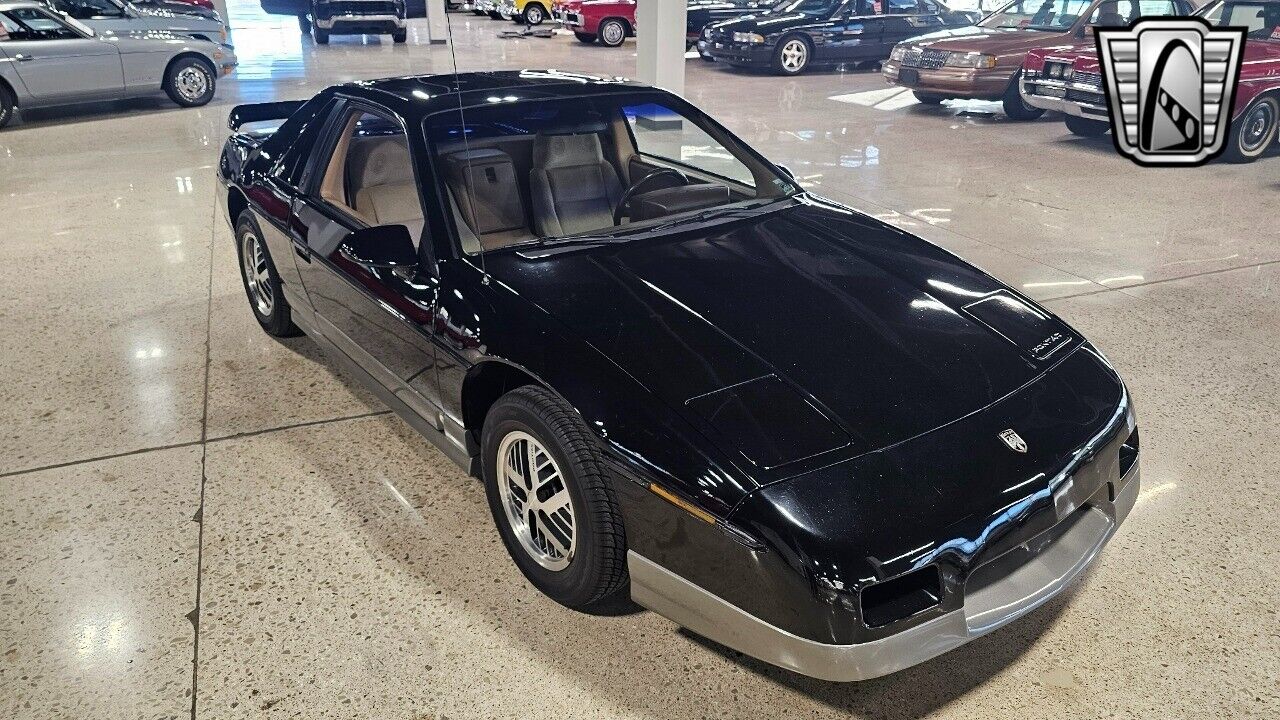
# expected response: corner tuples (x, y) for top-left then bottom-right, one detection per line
(705, 0), (974, 67)
(686, 0), (771, 41)
(217, 71), (1134, 645)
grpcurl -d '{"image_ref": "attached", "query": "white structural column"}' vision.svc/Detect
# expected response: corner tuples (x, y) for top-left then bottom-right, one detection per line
(425, 0), (448, 43)
(635, 0), (688, 96)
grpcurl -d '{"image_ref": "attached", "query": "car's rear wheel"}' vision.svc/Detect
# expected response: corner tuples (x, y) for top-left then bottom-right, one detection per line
(1064, 114), (1109, 137)
(1002, 73), (1043, 120)
(297, 13), (311, 32)
(392, 27), (407, 42)
(313, 26), (330, 43)
(773, 36), (810, 75)
(163, 57), (216, 107)
(521, 2), (544, 23)
(482, 385), (629, 612)
(0, 84), (15, 130)
(598, 18), (626, 46)
(235, 211), (302, 337)
(913, 91), (945, 105)
(1223, 95), (1278, 163)
(574, 30), (596, 43)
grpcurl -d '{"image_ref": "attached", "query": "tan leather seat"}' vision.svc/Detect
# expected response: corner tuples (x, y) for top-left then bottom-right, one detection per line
(442, 147), (531, 252)
(529, 132), (622, 237)
(346, 135), (425, 241)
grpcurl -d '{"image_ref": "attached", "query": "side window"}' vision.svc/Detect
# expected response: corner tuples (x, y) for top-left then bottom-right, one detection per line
(0, 13), (21, 40)
(318, 109), (422, 246)
(622, 102), (757, 188)
(884, 0), (919, 12)
(271, 98), (335, 187)
(57, 0), (126, 19)
(4, 8), (82, 39)
(1136, 0), (1178, 15)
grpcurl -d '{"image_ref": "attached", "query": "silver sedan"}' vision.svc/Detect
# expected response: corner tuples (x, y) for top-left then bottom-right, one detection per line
(0, 0), (236, 128)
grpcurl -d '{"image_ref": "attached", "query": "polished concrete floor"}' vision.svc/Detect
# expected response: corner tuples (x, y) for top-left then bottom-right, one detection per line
(1, 4), (1278, 718)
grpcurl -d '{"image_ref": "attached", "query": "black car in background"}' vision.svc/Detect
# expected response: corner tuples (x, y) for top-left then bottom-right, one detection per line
(705, 0), (977, 74)
(261, 0), (418, 36)
(218, 71), (1139, 682)
(687, 0), (770, 54)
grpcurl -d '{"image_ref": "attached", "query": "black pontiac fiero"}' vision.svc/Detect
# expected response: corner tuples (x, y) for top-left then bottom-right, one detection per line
(218, 70), (1140, 681)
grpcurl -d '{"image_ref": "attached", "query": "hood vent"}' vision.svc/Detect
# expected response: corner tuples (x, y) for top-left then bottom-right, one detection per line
(963, 291), (1075, 362)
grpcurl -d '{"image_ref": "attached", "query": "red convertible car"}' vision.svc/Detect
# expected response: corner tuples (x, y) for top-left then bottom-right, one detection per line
(554, 0), (635, 46)
(1021, 0), (1280, 162)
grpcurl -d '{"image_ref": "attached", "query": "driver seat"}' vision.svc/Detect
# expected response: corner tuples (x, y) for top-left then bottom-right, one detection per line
(529, 131), (623, 237)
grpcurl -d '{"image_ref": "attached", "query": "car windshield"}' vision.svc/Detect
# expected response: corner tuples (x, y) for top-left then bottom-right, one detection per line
(1198, 0), (1280, 39)
(981, 0), (1093, 29)
(769, 0), (841, 14)
(424, 92), (799, 254)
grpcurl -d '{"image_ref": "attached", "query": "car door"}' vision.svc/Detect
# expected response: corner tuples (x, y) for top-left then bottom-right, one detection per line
(825, 0), (884, 61)
(0, 7), (122, 102)
(291, 101), (446, 429)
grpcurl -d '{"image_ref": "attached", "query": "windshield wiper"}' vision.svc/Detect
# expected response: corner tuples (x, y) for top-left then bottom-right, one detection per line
(642, 196), (794, 235)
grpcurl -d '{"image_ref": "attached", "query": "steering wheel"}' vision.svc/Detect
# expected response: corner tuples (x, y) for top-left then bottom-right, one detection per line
(612, 167), (690, 226)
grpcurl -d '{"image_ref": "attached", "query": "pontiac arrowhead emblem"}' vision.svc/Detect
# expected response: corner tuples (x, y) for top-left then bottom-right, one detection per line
(999, 429), (1028, 453)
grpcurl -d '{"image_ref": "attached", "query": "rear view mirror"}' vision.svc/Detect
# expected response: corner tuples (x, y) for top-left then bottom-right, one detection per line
(338, 224), (417, 269)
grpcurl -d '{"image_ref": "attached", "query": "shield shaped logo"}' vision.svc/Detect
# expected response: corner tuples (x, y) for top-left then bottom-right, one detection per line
(1096, 18), (1246, 166)
(998, 429), (1028, 453)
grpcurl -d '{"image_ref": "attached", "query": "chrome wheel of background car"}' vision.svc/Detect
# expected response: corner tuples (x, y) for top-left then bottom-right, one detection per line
(599, 19), (625, 46)
(523, 3), (543, 23)
(175, 66), (209, 104)
(1240, 98), (1277, 155)
(497, 430), (576, 571)
(777, 38), (808, 74)
(240, 228), (274, 317)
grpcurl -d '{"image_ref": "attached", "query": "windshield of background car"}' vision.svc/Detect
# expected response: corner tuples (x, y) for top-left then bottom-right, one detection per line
(770, 0), (841, 14)
(0, 7), (90, 38)
(1199, 0), (1280, 38)
(424, 93), (798, 253)
(980, 0), (1092, 28)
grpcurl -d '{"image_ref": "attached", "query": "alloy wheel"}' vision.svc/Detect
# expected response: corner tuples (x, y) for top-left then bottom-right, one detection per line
(496, 430), (576, 571)
(780, 39), (807, 73)
(525, 4), (542, 23)
(241, 228), (274, 317)
(601, 20), (624, 45)
(175, 66), (209, 103)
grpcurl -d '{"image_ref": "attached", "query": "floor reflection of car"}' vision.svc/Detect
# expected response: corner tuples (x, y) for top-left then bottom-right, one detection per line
(705, 0), (977, 75)
(1022, 0), (1280, 161)
(0, 0), (235, 128)
(41, 0), (228, 42)
(219, 69), (1140, 684)
(881, 0), (1194, 118)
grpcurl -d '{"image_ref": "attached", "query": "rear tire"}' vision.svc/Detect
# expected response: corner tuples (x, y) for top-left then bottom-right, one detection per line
(1002, 73), (1043, 120)
(598, 18), (626, 46)
(913, 91), (945, 105)
(235, 211), (302, 338)
(163, 56), (216, 108)
(297, 13), (311, 32)
(0, 84), (14, 130)
(1223, 96), (1278, 163)
(392, 28), (407, 42)
(313, 27), (329, 43)
(1064, 114), (1109, 137)
(574, 30), (596, 43)
(482, 385), (629, 613)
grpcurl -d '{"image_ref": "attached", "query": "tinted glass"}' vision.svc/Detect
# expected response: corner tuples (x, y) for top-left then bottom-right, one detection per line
(982, 0), (1092, 28)
(2, 8), (82, 39)
(264, 97), (334, 186)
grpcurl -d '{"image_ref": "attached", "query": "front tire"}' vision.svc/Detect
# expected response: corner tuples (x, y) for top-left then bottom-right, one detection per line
(313, 26), (329, 43)
(574, 30), (596, 43)
(1002, 73), (1043, 120)
(1064, 114), (1109, 137)
(482, 386), (629, 612)
(1223, 96), (1278, 163)
(235, 211), (302, 337)
(597, 18), (626, 46)
(392, 27), (407, 42)
(773, 36), (810, 75)
(297, 13), (311, 32)
(521, 2), (544, 23)
(163, 56), (216, 107)
(0, 84), (14, 130)
(913, 91), (945, 105)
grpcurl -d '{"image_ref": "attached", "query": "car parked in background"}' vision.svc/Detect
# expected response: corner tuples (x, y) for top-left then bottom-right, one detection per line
(705, 0), (976, 75)
(558, 0), (632, 45)
(0, 0), (234, 128)
(1022, 0), (1280, 161)
(499, 0), (550, 23)
(42, 0), (228, 42)
(308, 0), (406, 42)
(134, 0), (219, 19)
(688, 0), (771, 57)
(881, 0), (1195, 118)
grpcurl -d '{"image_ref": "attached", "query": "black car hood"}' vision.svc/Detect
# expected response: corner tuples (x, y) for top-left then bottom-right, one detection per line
(486, 198), (1076, 480)
(714, 11), (821, 34)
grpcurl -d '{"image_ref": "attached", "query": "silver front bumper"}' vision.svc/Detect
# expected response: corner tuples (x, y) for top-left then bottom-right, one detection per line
(316, 13), (405, 28)
(1020, 76), (1110, 118)
(630, 460), (1140, 682)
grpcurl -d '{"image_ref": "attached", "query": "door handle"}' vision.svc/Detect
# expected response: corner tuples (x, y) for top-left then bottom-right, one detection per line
(292, 239), (311, 263)
(14, 54), (35, 62)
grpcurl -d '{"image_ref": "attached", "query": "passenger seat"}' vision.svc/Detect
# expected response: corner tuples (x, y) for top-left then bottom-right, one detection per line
(529, 131), (622, 237)
(346, 135), (425, 241)
(443, 148), (530, 252)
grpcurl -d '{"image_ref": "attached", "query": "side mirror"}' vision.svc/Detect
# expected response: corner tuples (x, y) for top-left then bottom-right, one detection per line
(338, 224), (418, 269)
